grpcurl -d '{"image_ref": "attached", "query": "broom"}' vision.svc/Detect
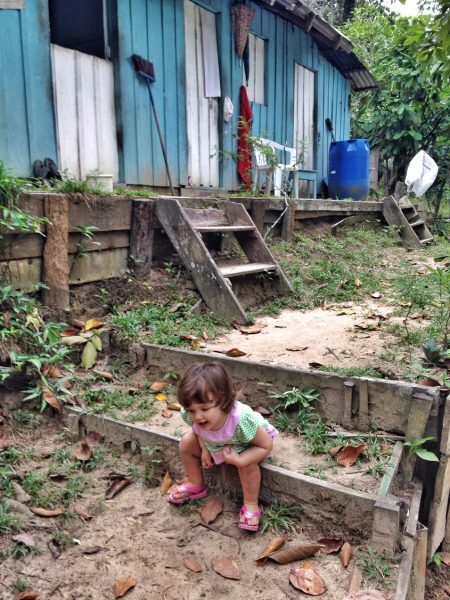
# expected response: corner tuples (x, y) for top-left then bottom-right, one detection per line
(131, 54), (175, 195)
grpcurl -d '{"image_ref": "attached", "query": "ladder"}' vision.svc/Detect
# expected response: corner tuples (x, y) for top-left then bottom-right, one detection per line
(382, 196), (433, 248)
(156, 199), (292, 323)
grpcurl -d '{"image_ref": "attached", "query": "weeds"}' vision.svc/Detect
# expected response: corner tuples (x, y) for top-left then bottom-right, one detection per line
(0, 503), (23, 535)
(260, 500), (301, 534)
(358, 546), (393, 586)
(404, 436), (439, 462)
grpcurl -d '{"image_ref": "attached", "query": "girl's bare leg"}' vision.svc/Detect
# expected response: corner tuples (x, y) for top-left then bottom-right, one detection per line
(172, 430), (204, 500)
(237, 463), (261, 512)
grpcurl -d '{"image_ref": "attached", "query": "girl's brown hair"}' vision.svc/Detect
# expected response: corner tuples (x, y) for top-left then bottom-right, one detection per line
(177, 362), (235, 412)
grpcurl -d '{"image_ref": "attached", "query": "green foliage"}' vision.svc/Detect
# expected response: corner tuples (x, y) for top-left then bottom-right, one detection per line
(404, 436), (439, 462)
(0, 503), (23, 535)
(358, 545), (393, 586)
(427, 552), (442, 567)
(270, 387), (320, 412)
(260, 500), (301, 534)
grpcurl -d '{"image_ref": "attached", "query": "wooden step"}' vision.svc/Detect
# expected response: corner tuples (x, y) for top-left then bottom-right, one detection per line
(420, 238), (434, 245)
(195, 225), (256, 232)
(401, 206), (416, 213)
(410, 219), (425, 228)
(219, 263), (277, 278)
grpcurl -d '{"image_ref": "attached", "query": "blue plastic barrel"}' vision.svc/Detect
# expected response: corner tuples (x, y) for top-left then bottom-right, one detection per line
(328, 139), (370, 201)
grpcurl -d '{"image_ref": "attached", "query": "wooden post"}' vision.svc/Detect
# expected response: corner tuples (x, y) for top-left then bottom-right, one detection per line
(400, 392), (434, 483)
(251, 198), (266, 234)
(358, 379), (369, 431)
(129, 198), (155, 276)
(408, 524), (427, 600)
(281, 200), (296, 241)
(42, 194), (69, 310)
(343, 380), (354, 429)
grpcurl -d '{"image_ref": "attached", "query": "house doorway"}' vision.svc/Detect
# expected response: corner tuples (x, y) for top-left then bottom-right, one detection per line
(293, 63), (315, 170)
(184, 0), (220, 188)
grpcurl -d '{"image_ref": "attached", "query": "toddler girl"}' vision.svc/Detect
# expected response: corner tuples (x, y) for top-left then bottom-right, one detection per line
(168, 361), (278, 531)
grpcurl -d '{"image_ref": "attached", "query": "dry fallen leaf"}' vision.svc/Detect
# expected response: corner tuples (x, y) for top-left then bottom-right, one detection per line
(354, 279), (362, 288)
(12, 533), (36, 547)
(83, 319), (105, 332)
(42, 387), (61, 411)
(92, 369), (114, 381)
(225, 348), (247, 357)
(336, 445), (367, 468)
(0, 432), (10, 450)
(328, 446), (343, 458)
(286, 346), (309, 352)
(46, 365), (63, 378)
(113, 576), (137, 598)
(289, 567), (327, 595)
(180, 334), (200, 342)
(417, 377), (441, 387)
(239, 324), (264, 335)
(13, 593), (39, 600)
(73, 442), (92, 462)
(212, 557), (241, 580)
(105, 477), (132, 500)
(73, 504), (92, 520)
(154, 392), (167, 402)
(61, 327), (80, 337)
(267, 544), (321, 564)
(159, 472), (173, 495)
(167, 402), (182, 411)
(151, 381), (170, 392)
(161, 409), (173, 419)
(47, 538), (62, 559)
(255, 535), (286, 565)
(318, 538), (343, 554)
(340, 542), (353, 567)
(30, 506), (64, 517)
(82, 545), (105, 554)
(183, 558), (202, 572)
(201, 497), (223, 524)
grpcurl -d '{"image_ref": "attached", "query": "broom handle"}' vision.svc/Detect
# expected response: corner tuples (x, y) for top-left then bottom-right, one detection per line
(146, 81), (175, 196)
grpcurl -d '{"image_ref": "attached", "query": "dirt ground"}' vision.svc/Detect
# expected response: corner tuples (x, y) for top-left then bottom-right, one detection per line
(1, 418), (398, 600)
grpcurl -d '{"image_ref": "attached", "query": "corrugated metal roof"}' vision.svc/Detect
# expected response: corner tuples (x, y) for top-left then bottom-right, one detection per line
(255, 0), (379, 91)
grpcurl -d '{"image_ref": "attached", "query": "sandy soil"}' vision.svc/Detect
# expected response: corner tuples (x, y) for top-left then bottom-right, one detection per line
(1, 418), (396, 600)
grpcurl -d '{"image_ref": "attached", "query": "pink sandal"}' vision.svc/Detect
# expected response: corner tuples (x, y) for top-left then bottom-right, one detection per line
(238, 505), (262, 532)
(168, 483), (208, 505)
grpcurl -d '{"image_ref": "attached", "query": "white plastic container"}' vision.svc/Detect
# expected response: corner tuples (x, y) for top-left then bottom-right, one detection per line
(86, 174), (114, 193)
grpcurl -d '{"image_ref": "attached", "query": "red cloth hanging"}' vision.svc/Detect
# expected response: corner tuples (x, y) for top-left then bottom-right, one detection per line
(237, 85), (253, 190)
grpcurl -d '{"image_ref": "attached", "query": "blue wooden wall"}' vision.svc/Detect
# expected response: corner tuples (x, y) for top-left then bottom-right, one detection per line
(0, 0), (57, 177)
(116, 0), (351, 190)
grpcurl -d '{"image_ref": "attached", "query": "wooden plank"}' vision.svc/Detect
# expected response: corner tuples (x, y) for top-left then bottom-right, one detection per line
(408, 524), (427, 600)
(401, 392), (434, 483)
(219, 263), (276, 278)
(444, 501), (450, 552)
(251, 199), (267, 234)
(129, 199), (155, 276)
(427, 456), (450, 557)
(68, 196), (132, 232)
(377, 442), (403, 497)
(358, 378), (369, 431)
(156, 198), (247, 323)
(439, 395), (450, 456)
(184, 207), (228, 225)
(0, 258), (41, 292)
(343, 380), (354, 429)
(68, 231), (129, 254)
(196, 225), (255, 232)
(382, 196), (422, 249)
(42, 195), (69, 310)
(69, 248), (128, 285)
(371, 498), (400, 557)
(268, 199), (383, 212)
(281, 200), (296, 241)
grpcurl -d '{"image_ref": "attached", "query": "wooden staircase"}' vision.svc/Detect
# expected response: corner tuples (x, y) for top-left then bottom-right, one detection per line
(156, 199), (292, 323)
(382, 196), (433, 248)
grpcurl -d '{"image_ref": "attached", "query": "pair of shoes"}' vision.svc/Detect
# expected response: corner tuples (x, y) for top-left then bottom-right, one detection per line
(238, 505), (262, 532)
(32, 158), (62, 181)
(168, 483), (208, 505)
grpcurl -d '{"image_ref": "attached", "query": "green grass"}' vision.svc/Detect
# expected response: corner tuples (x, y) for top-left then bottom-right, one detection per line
(0, 503), (23, 535)
(260, 500), (301, 534)
(358, 546), (393, 587)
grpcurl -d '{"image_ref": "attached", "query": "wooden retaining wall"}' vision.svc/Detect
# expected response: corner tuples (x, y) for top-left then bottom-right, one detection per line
(0, 193), (383, 299)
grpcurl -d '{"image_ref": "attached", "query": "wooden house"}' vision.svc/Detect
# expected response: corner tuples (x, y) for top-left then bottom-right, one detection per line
(0, 0), (377, 195)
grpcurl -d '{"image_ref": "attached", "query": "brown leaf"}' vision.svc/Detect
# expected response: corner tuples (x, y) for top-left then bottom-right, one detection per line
(225, 348), (247, 357)
(61, 327), (80, 337)
(46, 365), (63, 378)
(340, 541), (353, 567)
(159, 472), (173, 495)
(105, 477), (132, 500)
(47, 538), (62, 559)
(417, 377), (441, 387)
(239, 324), (264, 335)
(183, 558), (202, 572)
(30, 506), (64, 517)
(255, 535), (286, 565)
(289, 567), (327, 595)
(113, 576), (137, 598)
(161, 409), (173, 419)
(309, 362), (324, 369)
(167, 402), (182, 411)
(83, 319), (105, 332)
(202, 331), (209, 341)
(201, 497), (223, 524)
(70, 318), (85, 328)
(328, 446), (343, 458)
(212, 557), (241, 580)
(84, 431), (104, 447)
(92, 369), (114, 381)
(254, 405), (272, 417)
(336, 445), (367, 468)
(374, 367), (399, 380)
(73, 442), (92, 462)
(180, 334), (200, 342)
(13, 593), (39, 600)
(0, 432), (10, 450)
(82, 545), (104, 554)
(12, 533), (36, 547)
(267, 544), (321, 564)
(286, 346), (309, 352)
(74, 504), (92, 520)
(151, 380), (170, 392)
(42, 387), (61, 411)
(318, 538), (344, 554)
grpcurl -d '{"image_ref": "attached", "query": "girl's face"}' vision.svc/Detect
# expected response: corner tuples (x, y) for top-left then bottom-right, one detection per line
(187, 398), (226, 431)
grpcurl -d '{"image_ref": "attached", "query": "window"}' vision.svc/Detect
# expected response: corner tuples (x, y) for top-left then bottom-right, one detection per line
(244, 33), (265, 105)
(49, 0), (107, 59)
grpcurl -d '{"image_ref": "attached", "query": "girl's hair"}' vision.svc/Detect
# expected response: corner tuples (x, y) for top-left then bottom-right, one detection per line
(177, 362), (235, 412)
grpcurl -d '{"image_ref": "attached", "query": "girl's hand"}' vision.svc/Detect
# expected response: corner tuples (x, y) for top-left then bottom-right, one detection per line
(223, 445), (242, 466)
(201, 449), (214, 470)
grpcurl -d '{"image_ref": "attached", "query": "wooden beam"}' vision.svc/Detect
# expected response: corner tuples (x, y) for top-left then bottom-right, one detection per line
(129, 199), (155, 276)
(42, 194), (69, 310)
(343, 380), (354, 429)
